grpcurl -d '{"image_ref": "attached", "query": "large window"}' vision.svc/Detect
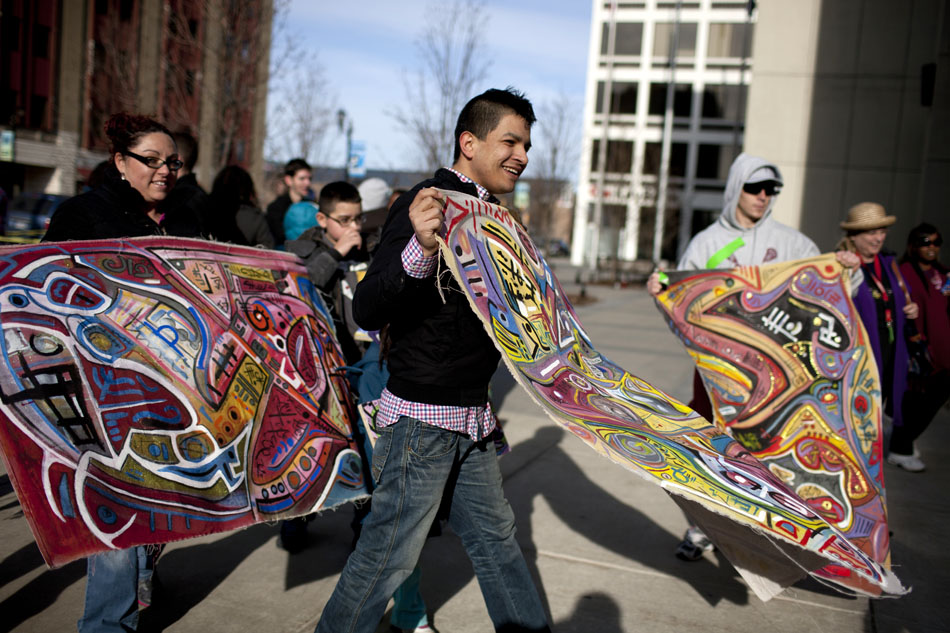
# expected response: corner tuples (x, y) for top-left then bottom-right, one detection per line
(707, 22), (751, 59)
(643, 142), (688, 177)
(602, 22), (643, 56)
(648, 83), (692, 117)
(701, 84), (746, 121)
(591, 139), (634, 174)
(696, 144), (738, 180)
(638, 205), (681, 261)
(596, 81), (638, 114)
(653, 22), (697, 59)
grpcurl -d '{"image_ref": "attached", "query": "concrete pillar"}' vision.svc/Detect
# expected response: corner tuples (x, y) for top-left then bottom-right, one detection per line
(249, 1), (273, 195)
(137, 0), (163, 114)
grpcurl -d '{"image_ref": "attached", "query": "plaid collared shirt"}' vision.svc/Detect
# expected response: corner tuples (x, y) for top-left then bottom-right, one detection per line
(447, 168), (490, 201)
(377, 170), (496, 440)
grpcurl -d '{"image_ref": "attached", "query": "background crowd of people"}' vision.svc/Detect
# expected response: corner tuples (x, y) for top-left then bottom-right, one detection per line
(30, 104), (950, 633)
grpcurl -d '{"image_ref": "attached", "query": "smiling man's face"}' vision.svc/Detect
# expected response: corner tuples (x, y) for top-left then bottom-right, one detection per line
(462, 113), (531, 195)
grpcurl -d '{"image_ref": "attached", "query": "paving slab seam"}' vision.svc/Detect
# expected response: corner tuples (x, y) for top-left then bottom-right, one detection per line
(537, 548), (873, 616)
(535, 548), (682, 581)
(771, 594), (867, 616)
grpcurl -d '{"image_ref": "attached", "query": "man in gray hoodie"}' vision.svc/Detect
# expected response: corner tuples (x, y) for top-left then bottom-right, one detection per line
(648, 153), (858, 560)
(679, 153), (819, 270)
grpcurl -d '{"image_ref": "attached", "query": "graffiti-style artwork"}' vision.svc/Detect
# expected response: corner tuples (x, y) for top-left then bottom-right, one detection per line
(0, 238), (367, 567)
(654, 255), (889, 594)
(436, 189), (903, 599)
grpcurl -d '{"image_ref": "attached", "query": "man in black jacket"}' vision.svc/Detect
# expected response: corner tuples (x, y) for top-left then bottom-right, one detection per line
(161, 131), (211, 237)
(265, 157), (313, 248)
(314, 88), (549, 633)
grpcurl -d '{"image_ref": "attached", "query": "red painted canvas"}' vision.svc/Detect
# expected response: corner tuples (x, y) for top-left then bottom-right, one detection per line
(0, 238), (367, 566)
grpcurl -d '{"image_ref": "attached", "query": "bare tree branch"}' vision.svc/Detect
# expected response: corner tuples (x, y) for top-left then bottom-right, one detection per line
(159, 0), (282, 170)
(263, 4), (336, 166)
(390, 0), (492, 171)
(530, 91), (581, 238)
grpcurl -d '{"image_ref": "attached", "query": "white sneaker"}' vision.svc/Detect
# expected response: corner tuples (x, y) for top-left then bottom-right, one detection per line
(887, 452), (926, 472)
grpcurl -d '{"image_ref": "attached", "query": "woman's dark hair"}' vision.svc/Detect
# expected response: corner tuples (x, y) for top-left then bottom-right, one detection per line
(209, 165), (258, 245)
(84, 160), (112, 191)
(105, 113), (173, 163)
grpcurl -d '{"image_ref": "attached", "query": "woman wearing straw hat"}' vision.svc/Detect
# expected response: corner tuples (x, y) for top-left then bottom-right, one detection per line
(839, 202), (923, 471)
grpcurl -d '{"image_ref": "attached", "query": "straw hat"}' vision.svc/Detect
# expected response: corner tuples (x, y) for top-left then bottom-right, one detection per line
(840, 202), (896, 231)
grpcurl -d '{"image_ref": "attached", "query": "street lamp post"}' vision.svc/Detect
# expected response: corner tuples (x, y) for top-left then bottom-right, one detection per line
(337, 109), (353, 181)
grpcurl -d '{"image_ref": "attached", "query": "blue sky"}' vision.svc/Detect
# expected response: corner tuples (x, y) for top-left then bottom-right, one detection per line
(269, 0), (593, 173)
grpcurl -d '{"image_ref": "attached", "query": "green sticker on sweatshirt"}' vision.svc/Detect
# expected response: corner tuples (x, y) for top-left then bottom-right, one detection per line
(705, 237), (745, 269)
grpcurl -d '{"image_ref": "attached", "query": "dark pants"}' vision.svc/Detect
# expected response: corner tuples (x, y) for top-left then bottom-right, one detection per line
(891, 369), (950, 455)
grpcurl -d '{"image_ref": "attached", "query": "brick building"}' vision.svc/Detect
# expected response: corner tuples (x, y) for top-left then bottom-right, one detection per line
(0, 0), (272, 199)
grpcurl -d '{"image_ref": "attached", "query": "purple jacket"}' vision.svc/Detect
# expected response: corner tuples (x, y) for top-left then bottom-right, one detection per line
(853, 254), (909, 428)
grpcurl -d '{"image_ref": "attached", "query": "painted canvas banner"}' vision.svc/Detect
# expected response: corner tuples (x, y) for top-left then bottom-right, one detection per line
(435, 189), (903, 599)
(653, 255), (889, 595)
(0, 238), (368, 567)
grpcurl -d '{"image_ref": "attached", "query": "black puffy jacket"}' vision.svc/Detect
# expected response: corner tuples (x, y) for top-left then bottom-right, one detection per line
(44, 167), (198, 241)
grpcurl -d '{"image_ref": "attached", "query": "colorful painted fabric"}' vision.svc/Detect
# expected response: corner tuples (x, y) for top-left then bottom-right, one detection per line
(435, 189), (904, 600)
(0, 238), (368, 567)
(654, 255), (890, 596)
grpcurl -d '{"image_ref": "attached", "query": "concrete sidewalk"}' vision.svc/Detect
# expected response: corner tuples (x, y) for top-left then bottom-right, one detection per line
(1, 270), (948, 632)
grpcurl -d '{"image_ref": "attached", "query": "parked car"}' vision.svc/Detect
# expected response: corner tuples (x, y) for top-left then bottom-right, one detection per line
(546, 238), (571, 257)
(3, 193), (70, 242)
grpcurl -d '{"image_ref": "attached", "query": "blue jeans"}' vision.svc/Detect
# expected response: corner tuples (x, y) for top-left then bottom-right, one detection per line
(316, 416), (549, 633)
(78, 547), (140, 633)
(355, 413), (429, 630)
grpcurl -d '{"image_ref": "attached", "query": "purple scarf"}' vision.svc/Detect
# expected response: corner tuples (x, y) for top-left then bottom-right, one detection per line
(852, 254), (909, 427)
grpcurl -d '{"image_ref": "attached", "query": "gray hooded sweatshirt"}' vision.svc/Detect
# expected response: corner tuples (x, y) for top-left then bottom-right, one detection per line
(677, 153), (819, 271)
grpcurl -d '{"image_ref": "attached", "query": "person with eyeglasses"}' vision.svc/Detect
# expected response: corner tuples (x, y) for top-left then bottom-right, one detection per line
(45, 113), (188, 242)
(286, 180), (369, 361)
(280, 180), (369, 553)
(646, 153), (860, 560)
(42, 113), (203, 632)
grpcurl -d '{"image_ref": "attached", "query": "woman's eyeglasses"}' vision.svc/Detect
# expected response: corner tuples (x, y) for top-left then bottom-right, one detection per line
(125, 150), (184, 171)
(915, 235), (943, 247)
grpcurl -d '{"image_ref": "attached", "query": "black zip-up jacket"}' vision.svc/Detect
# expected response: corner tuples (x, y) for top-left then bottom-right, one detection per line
(44, 167), (194, 240)
(352, 169), (500, 407)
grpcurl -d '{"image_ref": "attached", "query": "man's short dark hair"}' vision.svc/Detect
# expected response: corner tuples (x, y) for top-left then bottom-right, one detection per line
(453, 87), (536, 162)
(283, 158), (312, 178)
(173, 131), (199, 171)
(318, 181), (361, 216)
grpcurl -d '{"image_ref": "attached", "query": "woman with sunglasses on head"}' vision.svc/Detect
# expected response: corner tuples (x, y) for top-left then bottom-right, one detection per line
(42, 113), (202, 632)
(45, 113), (188, 241)
(838, 203), (923, 471)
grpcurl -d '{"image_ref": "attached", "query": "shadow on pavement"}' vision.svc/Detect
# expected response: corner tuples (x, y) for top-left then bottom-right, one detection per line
(410, 424), (750, 628)
(553, 591), (623, 633)
(282, 507), (356, 591)
(509, 426), (749, 612)
(0, 555), (85, 633)
(139, 523), (277, 632)
(0, 541), (45, 593)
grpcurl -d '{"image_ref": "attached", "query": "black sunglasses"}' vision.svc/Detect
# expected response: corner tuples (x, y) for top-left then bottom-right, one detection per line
(915, 235), (943, 247)
(742, 181), (780, 196)
(125, 150), (184, 171)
